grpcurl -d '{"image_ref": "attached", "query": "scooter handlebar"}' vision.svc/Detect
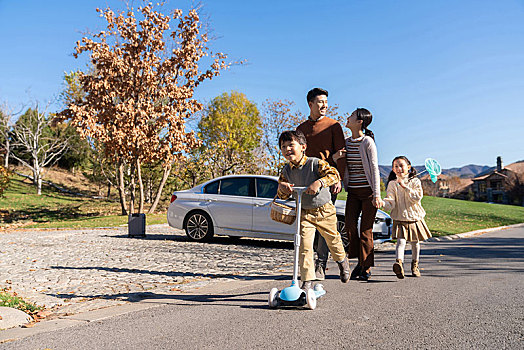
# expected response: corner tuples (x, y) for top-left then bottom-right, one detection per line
(292, 187), (307, 196)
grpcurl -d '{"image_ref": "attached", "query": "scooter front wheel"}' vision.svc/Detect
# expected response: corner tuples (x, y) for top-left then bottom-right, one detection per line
(306, 288), (317, 310)
(268, 288), (279, 308)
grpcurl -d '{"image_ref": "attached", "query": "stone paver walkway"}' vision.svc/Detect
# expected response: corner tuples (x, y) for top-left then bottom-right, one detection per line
(1, 224), (395, 317)
(1, 225), (296, 316)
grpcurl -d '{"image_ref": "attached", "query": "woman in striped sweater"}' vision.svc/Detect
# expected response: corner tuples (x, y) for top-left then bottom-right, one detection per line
(333, 108), (384, 281)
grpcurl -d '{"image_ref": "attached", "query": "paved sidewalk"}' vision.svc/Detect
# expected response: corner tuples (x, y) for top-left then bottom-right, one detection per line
(1, 225), (297, 317)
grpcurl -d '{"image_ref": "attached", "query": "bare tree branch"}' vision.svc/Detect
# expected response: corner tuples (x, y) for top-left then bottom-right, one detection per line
(11, 101), (70, 195)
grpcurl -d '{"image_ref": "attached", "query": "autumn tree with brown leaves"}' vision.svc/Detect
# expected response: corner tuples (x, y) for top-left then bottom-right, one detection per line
(59, 2), (229, 214)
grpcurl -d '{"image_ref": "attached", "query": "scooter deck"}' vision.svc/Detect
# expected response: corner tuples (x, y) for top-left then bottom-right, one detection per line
(314, 289), (326, 298)
(275, 287), (326, 307)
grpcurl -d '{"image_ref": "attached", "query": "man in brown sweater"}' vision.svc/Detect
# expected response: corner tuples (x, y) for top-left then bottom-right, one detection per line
(296, 87), (346, 280)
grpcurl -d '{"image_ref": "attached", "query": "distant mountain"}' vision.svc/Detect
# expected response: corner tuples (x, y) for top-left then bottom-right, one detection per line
(443, 164), (492, 178)
(378, 164), (492, 180)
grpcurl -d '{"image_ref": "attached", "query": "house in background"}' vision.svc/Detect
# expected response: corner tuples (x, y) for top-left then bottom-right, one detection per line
(471, 157), (524, 205)
(420, 174), (472, 199)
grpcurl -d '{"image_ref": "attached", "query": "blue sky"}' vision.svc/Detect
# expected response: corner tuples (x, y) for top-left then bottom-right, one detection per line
(1, 0), (523, 168)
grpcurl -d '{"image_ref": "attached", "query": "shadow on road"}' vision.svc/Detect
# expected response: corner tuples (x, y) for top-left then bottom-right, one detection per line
(377, 236), (524, 277)
(45, 288), (275, 309)
(49, 265), (289, 281)
(424, 236), (524, 260)
(109, 233), (295, 250)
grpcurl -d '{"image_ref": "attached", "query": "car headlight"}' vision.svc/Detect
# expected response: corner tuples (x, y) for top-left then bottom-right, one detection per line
(374, 217), (392, 226)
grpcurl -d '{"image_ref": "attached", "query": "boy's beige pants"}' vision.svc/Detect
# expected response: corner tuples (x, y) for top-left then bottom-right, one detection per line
(299, 201), (346, 281)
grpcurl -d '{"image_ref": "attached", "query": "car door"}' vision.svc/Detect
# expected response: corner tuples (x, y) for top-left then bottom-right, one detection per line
(252, 177), (294, 235)
(204, 177), (254, 232)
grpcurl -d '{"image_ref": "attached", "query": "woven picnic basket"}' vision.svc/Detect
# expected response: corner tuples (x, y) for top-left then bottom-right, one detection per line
(270, 196), (296, 225)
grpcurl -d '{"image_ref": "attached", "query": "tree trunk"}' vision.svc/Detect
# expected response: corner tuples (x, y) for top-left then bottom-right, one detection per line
(148, 163), (172, 214)
(192, 173), (197, 188)
(3, 140), (8, 168)
(32, 161), (42, 195)
(146, 176), (152, 204)
(32, 168), (38, 187)
(136, 158), (144, 214)
(117, 162), (128, 215)
(129, 163), (136, 214)
(37, 175), (42, 195)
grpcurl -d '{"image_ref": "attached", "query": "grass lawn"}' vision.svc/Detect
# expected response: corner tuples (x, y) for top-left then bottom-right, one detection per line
(338, 190), (524, 236)
(0, 174), (168, 229)
(420, 196), (524, 236)
(2, 173), (523, 234)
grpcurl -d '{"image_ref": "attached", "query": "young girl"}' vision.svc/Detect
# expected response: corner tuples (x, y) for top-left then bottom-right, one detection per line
(333, 108), (383, 281)
(383, 156), (432, 278)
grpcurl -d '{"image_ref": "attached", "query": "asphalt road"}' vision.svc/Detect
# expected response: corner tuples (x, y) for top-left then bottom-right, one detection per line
(2, 226), (523, 349)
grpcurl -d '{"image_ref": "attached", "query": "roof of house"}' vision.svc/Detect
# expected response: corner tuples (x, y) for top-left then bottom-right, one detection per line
(472, 171), (510, 181)
(505, 161), (524, 174)
(472, 174), (489, 181)
(471, 160), (524, 182)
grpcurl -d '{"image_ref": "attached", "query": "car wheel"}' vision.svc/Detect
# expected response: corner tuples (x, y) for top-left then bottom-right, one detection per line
(185, 211), (214, 242)
(337, 215), (349, 249)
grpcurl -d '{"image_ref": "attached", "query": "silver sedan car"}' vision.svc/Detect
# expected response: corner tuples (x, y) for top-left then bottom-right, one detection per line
(167, 175), (392, 246)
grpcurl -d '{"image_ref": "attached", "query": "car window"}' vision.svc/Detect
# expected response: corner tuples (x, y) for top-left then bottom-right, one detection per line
(203, 180), (219, 194)
(219, 178), (252, 197)
(256, 178), (278, 199)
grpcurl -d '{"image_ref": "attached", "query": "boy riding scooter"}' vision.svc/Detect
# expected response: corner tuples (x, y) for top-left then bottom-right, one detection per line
(277, 130), (350, 289)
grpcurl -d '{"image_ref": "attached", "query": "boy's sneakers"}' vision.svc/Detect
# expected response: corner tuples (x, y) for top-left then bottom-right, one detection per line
(411, 260), (421, 277)
(337, 257), (350, 283)
(301, 281), (313, 290)
(393, 259), (405, 279)
(315, 260), (326, 280)
(350, 264), (361, 280)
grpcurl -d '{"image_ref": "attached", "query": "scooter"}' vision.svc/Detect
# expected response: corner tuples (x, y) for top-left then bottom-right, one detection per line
(268, 187), (326, 310)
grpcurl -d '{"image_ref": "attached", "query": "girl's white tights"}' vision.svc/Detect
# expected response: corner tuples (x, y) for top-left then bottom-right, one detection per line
(395, 239), (420, 261)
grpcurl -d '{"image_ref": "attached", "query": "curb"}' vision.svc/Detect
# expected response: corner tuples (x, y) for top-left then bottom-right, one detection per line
(426, 222), (524, 242)
(0, 278), (266, 344)
(0, 307), (32, 331)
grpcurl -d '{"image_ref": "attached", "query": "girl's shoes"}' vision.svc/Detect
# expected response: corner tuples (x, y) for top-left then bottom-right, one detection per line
(393, 259), (404, 279)
(411, 260), (421, 277)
